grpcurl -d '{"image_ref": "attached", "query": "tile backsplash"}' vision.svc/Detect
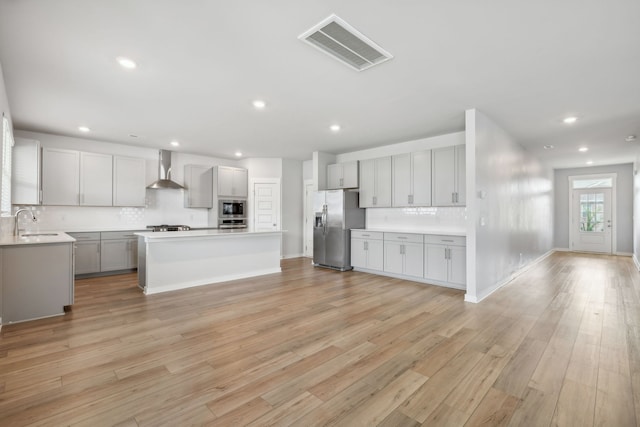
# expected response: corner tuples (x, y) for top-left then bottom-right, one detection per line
(366, 206), (467, 231)
(12, 190), (210, 233)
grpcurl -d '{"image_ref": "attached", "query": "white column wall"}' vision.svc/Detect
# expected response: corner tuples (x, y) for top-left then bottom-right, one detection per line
(634, 158), (640, 268)
(465, 109), (553, 302)
(282, 159), (303, 258)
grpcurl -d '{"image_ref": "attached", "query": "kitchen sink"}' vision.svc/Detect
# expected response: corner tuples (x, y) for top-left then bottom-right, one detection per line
(20, 233), (58, 237)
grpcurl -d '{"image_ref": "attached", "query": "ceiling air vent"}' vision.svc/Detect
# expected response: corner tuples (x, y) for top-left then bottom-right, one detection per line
(299, 14), (393, 71)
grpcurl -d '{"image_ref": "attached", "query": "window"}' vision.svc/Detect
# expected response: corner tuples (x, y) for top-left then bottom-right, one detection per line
(579, 192), (605, 232)
(1, 115), (14, 216)
(572, 177), (613, 189)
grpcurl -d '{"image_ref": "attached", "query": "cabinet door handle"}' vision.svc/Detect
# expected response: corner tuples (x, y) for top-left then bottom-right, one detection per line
(441, 239), (454, 242)
(452, 193), (455, 203)
(373, 196), (377, 206)
(340, 178), (343, 187)
(364, 241), (368, 251)
(397, 236), (408, 240)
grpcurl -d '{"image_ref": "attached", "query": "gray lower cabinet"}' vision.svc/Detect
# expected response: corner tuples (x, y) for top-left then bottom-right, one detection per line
(100, 231), (139, 272)
(1, 243), (74, 323)
(68, 230), (140, 275)
(68, 232), (101, 274)
(424, 235), (467, 286)
(351, 230), (384, 270)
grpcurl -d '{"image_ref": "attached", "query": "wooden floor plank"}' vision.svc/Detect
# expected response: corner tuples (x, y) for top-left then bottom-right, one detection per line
(0, 253), (637, 426)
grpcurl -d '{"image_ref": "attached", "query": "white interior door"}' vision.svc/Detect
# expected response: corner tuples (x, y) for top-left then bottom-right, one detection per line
(571, 188), (612, 253)
(303, 180), (314, 257)
(253, 181), (280, 231)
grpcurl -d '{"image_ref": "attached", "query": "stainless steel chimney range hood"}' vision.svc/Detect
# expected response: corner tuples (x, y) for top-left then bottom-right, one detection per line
(147, 150), (184, 189)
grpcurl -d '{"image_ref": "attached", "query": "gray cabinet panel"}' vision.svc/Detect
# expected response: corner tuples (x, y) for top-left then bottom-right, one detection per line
(1, 243), (73, 323)
(75, 240), (101, 274)
(42, 148), (80, 205)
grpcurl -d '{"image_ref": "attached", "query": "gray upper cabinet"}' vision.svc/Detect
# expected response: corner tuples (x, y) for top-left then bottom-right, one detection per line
(359, 157), (391, 208)
(392, 150), (432, 207)
(80, 152), (113, 206)
(113, 156), (146, 207)
(432, 145), (465, 206)
(184, 165), (213, 208)
(41, 149), (145, 207)
(12, 138), (41, 205)
(214, 166), (248, 199)
(42, 148), (80, 205)
(327, 161), (358, 189)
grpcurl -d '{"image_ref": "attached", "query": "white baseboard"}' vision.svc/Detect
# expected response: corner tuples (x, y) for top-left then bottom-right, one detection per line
(634, 254), (640, 271)
(281, 253), (304, 259)
(554, 247), (570, 252)
(616, 252), (633, 257)
(465, 249), (556, 304)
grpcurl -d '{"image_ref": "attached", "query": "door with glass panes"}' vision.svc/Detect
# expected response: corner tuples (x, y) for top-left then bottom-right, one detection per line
(571, 188), (612, 253)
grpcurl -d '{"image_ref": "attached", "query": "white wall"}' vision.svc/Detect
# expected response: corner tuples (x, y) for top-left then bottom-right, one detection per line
(312, 151), (336, 191)
(239, 157), (304, 258)
(553, 163), (633, 254)
(282, 159), (303, 257)
(239, 158), (282, 180)
(0, 61), (13, 323)
(634, 158), (640, 268)
(0, 61), (14, 237)
(465, 109), (554, 302)
(303, 159), (312, 180)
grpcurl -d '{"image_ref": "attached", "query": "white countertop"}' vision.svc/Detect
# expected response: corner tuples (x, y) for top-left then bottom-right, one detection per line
(0, 231), (76, 246)
(351, 228), (466, 237)
(135, 229), (283, 240)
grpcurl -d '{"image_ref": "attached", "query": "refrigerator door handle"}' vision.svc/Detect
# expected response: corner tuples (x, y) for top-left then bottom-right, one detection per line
(322, 204), (328, 234)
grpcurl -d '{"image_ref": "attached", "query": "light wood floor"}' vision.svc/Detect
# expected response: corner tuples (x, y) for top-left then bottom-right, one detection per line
(0, 252), (638, 426)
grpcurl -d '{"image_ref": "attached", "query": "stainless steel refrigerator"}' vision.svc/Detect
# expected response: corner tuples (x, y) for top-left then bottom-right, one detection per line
(313, 189), (365, 271)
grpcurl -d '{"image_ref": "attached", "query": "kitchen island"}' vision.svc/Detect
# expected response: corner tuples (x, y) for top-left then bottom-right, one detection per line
(135, 229), (282, 295)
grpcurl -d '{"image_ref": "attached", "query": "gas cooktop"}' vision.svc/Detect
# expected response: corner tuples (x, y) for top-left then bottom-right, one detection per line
(146, 225), (191, 232)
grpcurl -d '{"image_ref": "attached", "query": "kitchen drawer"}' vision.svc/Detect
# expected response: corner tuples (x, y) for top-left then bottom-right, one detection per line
(424, 235), (466, 246)
(100, 231), (141, 240)
(384, 232), (424, 244)
(351, 230), (383, 240)
(67, 232), (101, 241)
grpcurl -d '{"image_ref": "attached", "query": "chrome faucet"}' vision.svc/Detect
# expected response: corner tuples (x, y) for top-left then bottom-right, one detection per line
(14, 208), (37, 237)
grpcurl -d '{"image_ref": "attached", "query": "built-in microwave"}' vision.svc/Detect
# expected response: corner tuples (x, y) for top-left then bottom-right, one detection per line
(219, 199), (245, 218)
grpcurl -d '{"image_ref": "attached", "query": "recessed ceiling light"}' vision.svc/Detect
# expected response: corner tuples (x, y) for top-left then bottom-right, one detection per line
(626, 135), (637, 142)
(78, 126), (90, 132)
(586, 160), (593, 165)
(330, 124), (341, 132)
(170, 141), (180, 147)
(235, 151), (243, 157)
(563, 116), (578, 124)
(578, 147), (589, 152)
(117, 57), (137, 69)
(543, 144), (554, 150)
(252, 100), (266, 109)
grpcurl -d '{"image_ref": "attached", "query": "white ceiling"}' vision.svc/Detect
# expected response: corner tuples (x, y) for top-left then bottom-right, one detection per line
(0, 0), (638, 168)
